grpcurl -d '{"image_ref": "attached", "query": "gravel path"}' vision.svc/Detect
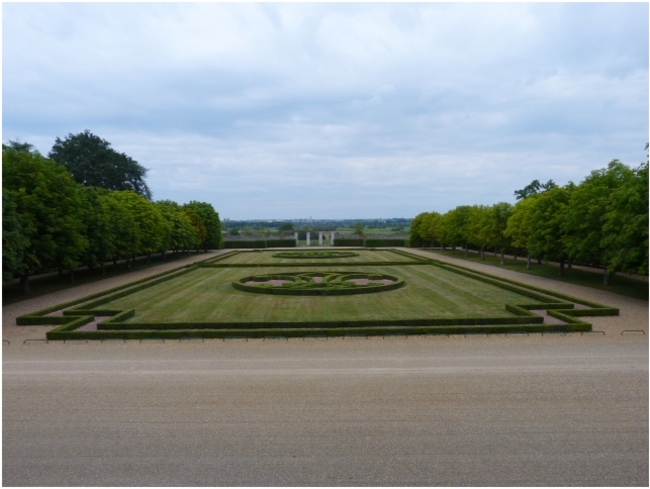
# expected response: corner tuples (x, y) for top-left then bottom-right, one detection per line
(3, 247), (648, 486)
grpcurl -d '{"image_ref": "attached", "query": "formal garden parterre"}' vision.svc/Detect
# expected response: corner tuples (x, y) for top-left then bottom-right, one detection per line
(16, 249), (619, 340)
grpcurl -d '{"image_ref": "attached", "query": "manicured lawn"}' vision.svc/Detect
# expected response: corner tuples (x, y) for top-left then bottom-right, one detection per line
(96, 263), (548, 323)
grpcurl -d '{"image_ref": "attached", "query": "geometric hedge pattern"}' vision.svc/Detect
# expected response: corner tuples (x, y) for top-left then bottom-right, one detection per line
(16, 248), (619, 340)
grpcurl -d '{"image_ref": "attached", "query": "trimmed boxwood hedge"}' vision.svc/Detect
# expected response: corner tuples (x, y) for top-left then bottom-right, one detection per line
(224, 240), (268, 248)
(333, 238), (364, 246)
(364, 238), (406, 247)
(46, 322), (590, 341)
(232, 271), (405, 296)
(266, 239), (297, 248)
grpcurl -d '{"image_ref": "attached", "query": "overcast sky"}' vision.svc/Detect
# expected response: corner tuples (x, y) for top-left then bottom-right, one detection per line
(3, 3), (648, 220)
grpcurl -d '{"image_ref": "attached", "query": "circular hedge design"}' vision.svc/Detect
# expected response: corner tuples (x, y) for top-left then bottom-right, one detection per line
(272, 251), (359, 259)
(233, 271), (405, 296)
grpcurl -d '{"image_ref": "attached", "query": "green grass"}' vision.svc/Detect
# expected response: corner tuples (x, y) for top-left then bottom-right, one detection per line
(2, 251), (210, 306)
(89, 264), (549, 323)
(423, 248), (648, 301)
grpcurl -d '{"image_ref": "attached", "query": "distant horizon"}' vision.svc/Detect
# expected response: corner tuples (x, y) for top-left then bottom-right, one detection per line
(222, 217), (413, 222)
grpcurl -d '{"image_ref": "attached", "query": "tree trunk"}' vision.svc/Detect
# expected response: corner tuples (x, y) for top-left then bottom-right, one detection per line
(559, 259), (565, 277)
(526, 253), (531, 270)
(513, 251), (517, 261)
(568, 257), (572, 270)
(480, 246), (485, 260)
(69, 269), (75, 283)
(452, 246), (456, 255)
(603, 270), (612, 286)
(464, 244), (468, 258)
(20, 274), (30, 295)
(147, 254), (151, 264)
(494, 247), (497, 257)
(500, 249), (505, 265)
(101, 263), (106, 276)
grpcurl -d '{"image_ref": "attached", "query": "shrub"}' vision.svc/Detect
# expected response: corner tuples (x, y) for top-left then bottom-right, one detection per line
(333, 238), (364, 246)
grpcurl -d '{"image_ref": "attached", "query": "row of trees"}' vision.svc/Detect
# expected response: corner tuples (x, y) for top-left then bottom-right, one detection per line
(410, 160), (648, 283)
(3, 146), (222, 293)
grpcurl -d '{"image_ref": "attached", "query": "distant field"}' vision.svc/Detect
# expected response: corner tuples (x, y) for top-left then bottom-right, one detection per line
(336, 227), (409, 235)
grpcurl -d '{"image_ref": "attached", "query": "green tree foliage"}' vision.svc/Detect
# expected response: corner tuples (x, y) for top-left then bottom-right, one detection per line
(110, 191), (169, 266)
(77, 186), (117, 275)
(600, 162), (648, 276)
(182, 207), (208, 251)
(155, 200), (198, 255)
(504, 197), (538, 269)
(490, 202), (513, 264)
(514, 179), (557, 200)
(4, 140), (40, 154)
(445, 205), (473, 255)
(409, 212), (428, 247)
(522, 185), (574, 276)
(49, 130), (152, 199)
(354, 221), (365, 235)
(183, 201), (222, 250)
(3, 148), (88, 292)
(278, 222), (295, 238)
(562, 160), (633, 283)
(466, 205), (493, 260)
(2, 189), (31, 281)
(421, 212), (442, 247)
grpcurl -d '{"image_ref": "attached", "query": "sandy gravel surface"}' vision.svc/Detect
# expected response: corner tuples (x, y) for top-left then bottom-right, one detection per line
(3, 248), (648, 486)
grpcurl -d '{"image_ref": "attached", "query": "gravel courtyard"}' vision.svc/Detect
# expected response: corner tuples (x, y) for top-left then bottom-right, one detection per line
(3, 250), (648, 486)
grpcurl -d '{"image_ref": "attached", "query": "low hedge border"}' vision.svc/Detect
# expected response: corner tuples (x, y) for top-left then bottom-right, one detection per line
(232, 271), (406, 296)
(45, 322), (589, 341)
(96, 314), (543, 331)
(333, 239), (364, 246)
(224, 240), (268, 248)
(389, 249), (434, 263)
(364, 238), (406, 247)
(202, 261), (428, 268)
(266, 239), (298, 248)
(272, 251), (360, 259)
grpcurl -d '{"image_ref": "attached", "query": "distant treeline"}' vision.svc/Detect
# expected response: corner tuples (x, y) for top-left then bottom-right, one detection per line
(410, 160), (648, 283)
(3, 146), (222, 293)
(225, 218), (411, 232)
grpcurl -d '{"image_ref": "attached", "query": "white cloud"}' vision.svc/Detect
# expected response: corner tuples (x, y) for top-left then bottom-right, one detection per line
(3, 3), (648, 219)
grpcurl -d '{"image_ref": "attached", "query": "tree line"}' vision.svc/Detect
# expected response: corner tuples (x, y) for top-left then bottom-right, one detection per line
(410, 159), (648, 284)
(3, 135), (222, 293)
